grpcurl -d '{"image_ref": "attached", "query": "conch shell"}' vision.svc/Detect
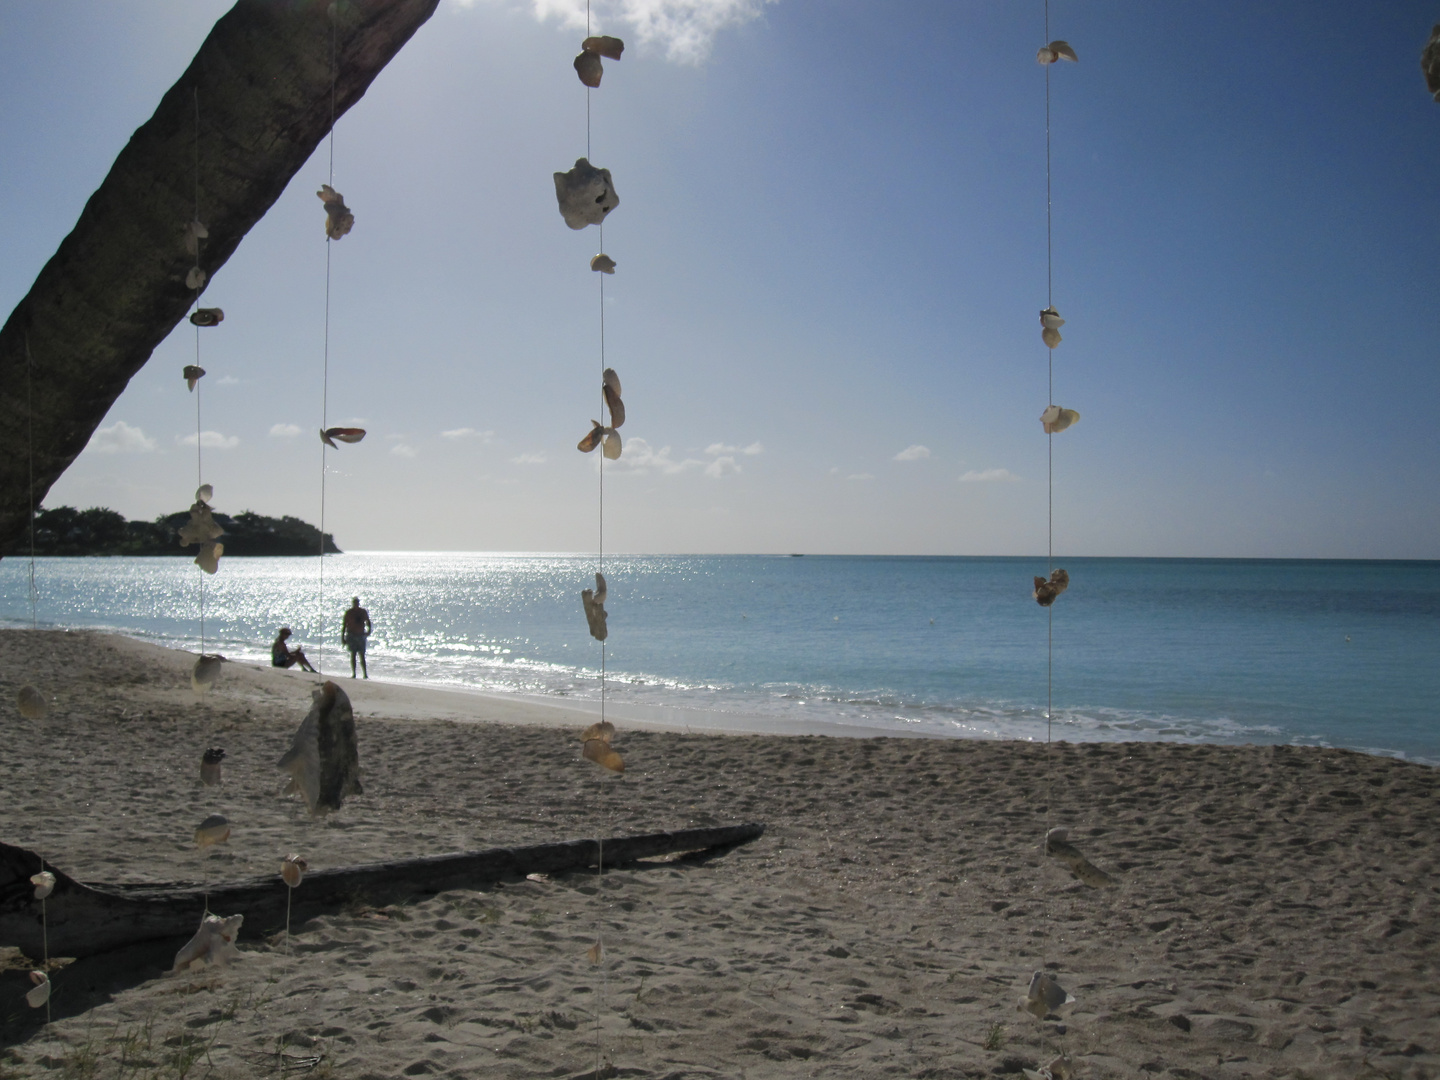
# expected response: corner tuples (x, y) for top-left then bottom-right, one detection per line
(192, 654), (225, 692)
(277, 681), (363, 816)
(320, 426), (366, 448)
(195, 814), (231, 847)
(1033, 568), (1069, 607)
(318, 184), (354, 239)
(581, 572), (609, 641)
(184, 365), (206, 391)
(1021, 970), (1074, 1019)
(30, 871), (56, 900)
(172, 913), (243, 971)
(1040, 405), (1079, 434)
(281, 853), (308, 888)
(200, 747), (225, 785)
(25, 971), (49, 1008)
(16, 685), (48, 719)
(1037, 40), (1078, 65)
(190, 308), (224, 327)
(591, 253), (617, 274)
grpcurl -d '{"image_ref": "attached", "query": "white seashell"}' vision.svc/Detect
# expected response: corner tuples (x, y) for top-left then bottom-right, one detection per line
(1044, 823), (1117, 887)
(178, 500), (223, 546)
(31, 871), (56, 900)
(1036, 46), (1057, 65)
(194, 541), (223, 575)
(184, 219), (209, 257)
(553, 158), (619, 230)
(1040, 405), (1080, 434)
(1039, 306), (1065, 330)
(186, 266), (207, 290)
(16, 685), (48, 719)
(601, 429), (622, 459)
(196, 484), (214, 504)
(590, 253), (617, 274)
(195, 814), (230, 847)
(26, 971), (50, 1008)
(1022, 970), (1074, 1019)
(1042, 326), (1062, 349)
(1049, 40), (1078, 62)
(172, 913), (243, 971)
(192, 654), (225, 693)
(281, 853), (308, 888)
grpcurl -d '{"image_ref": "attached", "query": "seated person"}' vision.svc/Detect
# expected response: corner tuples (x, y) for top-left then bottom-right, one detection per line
(271, 627), (317, 673)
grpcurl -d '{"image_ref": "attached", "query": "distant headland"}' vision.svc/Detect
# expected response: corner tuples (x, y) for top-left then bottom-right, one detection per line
(23, 506), (340, 556)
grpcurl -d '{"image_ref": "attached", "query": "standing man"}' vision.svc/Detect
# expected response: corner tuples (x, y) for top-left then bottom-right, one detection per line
(342, 596), (372, 679)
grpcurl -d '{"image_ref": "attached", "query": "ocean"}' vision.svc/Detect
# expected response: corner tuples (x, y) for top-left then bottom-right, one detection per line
(1, 554), (1436, 762)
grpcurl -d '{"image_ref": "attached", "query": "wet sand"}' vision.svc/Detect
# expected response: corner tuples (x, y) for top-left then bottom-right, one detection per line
(1, 628), (1437, 1078)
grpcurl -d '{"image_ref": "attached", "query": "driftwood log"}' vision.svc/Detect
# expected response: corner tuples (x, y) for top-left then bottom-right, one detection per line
(0, 0), (440, 559)
(0, 824), (765, 960)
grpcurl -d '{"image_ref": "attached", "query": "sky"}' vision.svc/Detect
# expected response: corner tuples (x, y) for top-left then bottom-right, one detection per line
(2, 1), (1437, 557)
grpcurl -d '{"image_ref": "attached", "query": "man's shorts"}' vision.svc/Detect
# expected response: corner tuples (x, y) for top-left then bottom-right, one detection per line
(348, 632), (367, 655)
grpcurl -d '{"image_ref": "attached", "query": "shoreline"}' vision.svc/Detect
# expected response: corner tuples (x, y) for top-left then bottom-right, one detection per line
(1, 627), (1438, 1078)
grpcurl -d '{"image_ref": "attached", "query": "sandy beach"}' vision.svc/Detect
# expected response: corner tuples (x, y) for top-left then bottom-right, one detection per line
(1, 627), (1437, 1079)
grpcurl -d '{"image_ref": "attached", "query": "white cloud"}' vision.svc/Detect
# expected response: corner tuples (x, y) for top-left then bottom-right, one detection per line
(704, 441), (763, 456)
(512, 452), (547, 464)
(604, 437), (701, 475)
(893, 444), (931, 462)
(216, 375), (240, 386)
(704, 455), (740, 477)
(846, 472), (874, 482)
(88, 421), (156, 454)
(464, 0), (774, 63)
(958, 468), (1021, 483)
(391, 444), (418, 459)
(269, 423), (302, 438)
(177, 431), (239, 450)
(441, 427), (494, 442)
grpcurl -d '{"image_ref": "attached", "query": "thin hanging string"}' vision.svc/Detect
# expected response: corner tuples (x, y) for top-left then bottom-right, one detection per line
(193, 87), (208, 657)
(1044, 0), (1054, 747)
(25, 336), (38, 631)
(317, 8), (338, 680)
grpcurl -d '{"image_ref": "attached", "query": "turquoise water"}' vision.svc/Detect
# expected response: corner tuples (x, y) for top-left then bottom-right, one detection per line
(1, 554), (1436, 761)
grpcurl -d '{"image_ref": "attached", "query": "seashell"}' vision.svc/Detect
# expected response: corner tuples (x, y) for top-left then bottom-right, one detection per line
(602, 367), (622, 398)
(587, 940), (604, 963)
(1023, 1055), (1073, 1080)
(574, 50), (604, 88)
(578, 422), (605, 454)
(277, 681), (363, 816)
(178, 500), (223, 546)
(16, 685), (48, 719)
(186, 266), (207, 291)
(1039, 306), (1065, 330)
(583, 738), (624, 773)
(26, 971), (50, 1008)
(281, 853), (308, 888)
(1022, 970), (1074, 1019)
(31, 871), (56, 900)
(1426, 23), (1440, 101)
(192, 654), (225, 693)
(184, 218), (209, 257)
(196, 484), (214, 504)
(1044, 825), (1116, 887)
(172, 913), (243, 971)
(603, 381), (625, 428)
(317, 184), (354, 239)
(189, 308), (224, 327)
(320, 426), (366, 448)
(581, 573), (609, 641)
(194, 541), (223, 575)
(184, 365), (206, 391)
(553, 158), (619, 230)
(195, 814), (231, 847)
(583, 35), (624, 60)
(582, 719), (616, 743)
(1033, 569), (1069, 607)
(200, 747), (226, 786)
(1037, 40), (1077, 65)
(590, 253), (617, 274)
(601, 429), (622, 459)
(1040, 405), (1080, 434)
(1042, 326), (1062, 349)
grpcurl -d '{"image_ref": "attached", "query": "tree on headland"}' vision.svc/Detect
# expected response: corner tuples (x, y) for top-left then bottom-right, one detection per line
(29, 506), (339, 557)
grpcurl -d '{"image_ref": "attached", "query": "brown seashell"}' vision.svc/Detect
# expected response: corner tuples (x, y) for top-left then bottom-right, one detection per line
(1033, 569), (1069, 607)
(16, 685), (47, 719)
(574, 50), (603, 88)
(587, 940), (604, 963)
(321, 426), (366, 448)
(200, 747), (225, 785)
(195, 814), (231, 847)
(578, 422), (605, 453)
(192, 654), (225, 692)
(590, 253), (617, 274)
(30, 872), (56, 900)
(1426, 23), (1440, 101)
(1044, 825), (1115, 888)
(1037, 40), (1077, 65)
(553, 158), (619, 230)
(277, 681), (363, 816)
(582, 35), (624, 60)
(183, 365), (206, 391)
(281, 853), (308, 888)
(190, 308), (224, 327)
(1021, 970), (1074, 1019)
(318, 184), (354, 239)
(581, 720), (616, 743)
(602, 367), (622, 397)
(603, 381), (625, 428)
(583, 738), (624, 773)
(581, 573), (609, 641)
(1040, 405), (1079, 434)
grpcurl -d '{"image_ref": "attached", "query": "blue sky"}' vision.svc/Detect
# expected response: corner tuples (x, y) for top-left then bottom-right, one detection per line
(2, 1), (1437, 557)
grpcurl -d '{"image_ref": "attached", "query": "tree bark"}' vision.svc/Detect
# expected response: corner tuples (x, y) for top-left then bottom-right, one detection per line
(0, 824), (766, 959)
(0, 0), (440, 558)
